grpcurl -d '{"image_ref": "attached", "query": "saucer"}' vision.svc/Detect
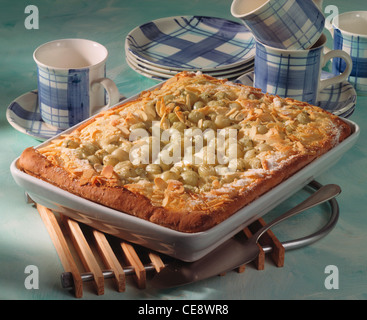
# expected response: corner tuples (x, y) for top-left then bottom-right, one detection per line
(6, 90), (64, 141)
(235, 71), (357, 118)
(125, 56), (168, 81)
(126, 52), (254, 81)
(125, 47), (254, 77)
(125, 16), (255, 71)
(6, 91), (127, 141)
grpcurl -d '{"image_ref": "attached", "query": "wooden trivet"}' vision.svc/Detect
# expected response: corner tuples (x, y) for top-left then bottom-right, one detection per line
(36, 204), (284, 298)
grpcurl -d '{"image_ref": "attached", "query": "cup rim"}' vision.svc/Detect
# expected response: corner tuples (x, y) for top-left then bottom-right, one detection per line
(231, 0), (270, 18)
(255, 33), (327, 53)
(332, 11), (367, 38)
(33, 38), (108, 70)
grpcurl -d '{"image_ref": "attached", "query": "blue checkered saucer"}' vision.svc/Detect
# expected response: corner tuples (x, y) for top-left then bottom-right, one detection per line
(235, 71), (357, 118)
(126, 47), (254, 76)
(125, 16), (255, 72)
(6, 91), (126, 141)
(6, 90), (64, 141)
(126, 50), (254, 81)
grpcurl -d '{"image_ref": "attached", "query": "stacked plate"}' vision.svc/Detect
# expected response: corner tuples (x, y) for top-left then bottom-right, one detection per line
(125, 16), (255, 81)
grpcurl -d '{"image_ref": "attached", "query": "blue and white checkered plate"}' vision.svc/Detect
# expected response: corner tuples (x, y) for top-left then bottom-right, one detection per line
(236, 71), (357, 118)
(6, 90), (63, 141)
(125, 50), (254, 81)
(6, 91), (126, 141)
(125, 16), (255, 72)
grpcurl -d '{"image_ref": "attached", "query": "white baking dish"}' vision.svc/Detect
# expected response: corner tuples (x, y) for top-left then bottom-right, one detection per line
(10, 85), (360, 261)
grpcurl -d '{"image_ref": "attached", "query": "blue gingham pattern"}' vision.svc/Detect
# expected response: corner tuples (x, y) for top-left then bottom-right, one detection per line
(346, 75), (367, 95)
(37, 66), (90, 129)
(254, 40), (323, 105)
(6, 91), (63, 141)
(126, 50), (254, 81)
(236, 71), (356, 118)
(332, 28), (367, 94)
(6, 91), (127, 141)
(243, 0), (324, 50)
(126, 45), (254, 76)
(126, 16), (255, 70)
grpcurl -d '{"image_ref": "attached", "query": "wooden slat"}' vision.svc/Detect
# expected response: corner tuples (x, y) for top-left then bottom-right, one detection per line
(148, 252), (165, 273)
(121, 242), (146, 289)
(92, 230), (125, 292)
(62, 216), (104, 295)
(36, 204), (83, 298)
(36, 204), (287, 296)
(243, 225), (265, 270)
(248, 218), (285, 267)
(236, 264), (246, 274)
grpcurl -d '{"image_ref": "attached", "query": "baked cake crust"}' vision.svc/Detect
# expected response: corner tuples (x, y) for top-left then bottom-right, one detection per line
(18, 72), (351, 233)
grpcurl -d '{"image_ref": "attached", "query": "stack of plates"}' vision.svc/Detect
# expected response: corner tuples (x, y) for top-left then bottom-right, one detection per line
(125, 16), (255, 81)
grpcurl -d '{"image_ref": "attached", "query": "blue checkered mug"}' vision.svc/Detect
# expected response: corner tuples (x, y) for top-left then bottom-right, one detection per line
(254, 34), (352, 105)
(33, 39), (120, 129)
(231, 0), (325, 50)
(328, 11), (367, 95)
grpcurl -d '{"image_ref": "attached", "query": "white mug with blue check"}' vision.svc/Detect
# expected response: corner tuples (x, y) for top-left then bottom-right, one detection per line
(33, 39), (120, 129)
(254, 34), (353, 105)
(327, 11), (367, 95)
(231, 0), (325, 50)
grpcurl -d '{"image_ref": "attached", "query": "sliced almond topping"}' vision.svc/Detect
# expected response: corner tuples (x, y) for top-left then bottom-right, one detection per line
(155, 97), (168, 118)
(162, 196), (170, 207)
(159, 113), (170, 130)
(167, 180), (185, 194)
(226, 108), (238, 117)
(154, 177), (168, 190)
(135, 110), (148, 122)
(197, 118), (203, 129)
(212, 179), (221, 189)
(174, 107), (186, 123)
(82, 168), (95, 179)
(101, 165), (115, 179)
(118, 126), (130, 137)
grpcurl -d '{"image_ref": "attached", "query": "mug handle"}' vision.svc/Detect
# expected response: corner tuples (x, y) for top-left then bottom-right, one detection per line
(91, 78), (120, 114)
(319, 49), (352, 92)
(323, 13), (334, 54)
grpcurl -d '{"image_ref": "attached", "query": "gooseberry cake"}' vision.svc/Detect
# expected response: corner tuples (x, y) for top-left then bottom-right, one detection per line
(18, 72), (351, 233)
